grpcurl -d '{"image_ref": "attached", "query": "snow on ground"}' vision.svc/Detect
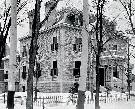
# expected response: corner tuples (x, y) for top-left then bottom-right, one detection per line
(0, 91), (135, 109)
(0, 99), (135, 109)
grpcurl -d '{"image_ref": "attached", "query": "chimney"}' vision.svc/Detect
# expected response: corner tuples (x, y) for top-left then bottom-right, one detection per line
(44, 0), (56, 17)
(43, 0), (57, 28)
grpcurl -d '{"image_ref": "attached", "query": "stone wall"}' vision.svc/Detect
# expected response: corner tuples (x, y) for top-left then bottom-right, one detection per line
(35, 25), (82, 93)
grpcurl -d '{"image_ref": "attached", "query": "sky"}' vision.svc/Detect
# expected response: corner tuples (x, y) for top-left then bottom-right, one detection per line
(0, 0), (135, 73)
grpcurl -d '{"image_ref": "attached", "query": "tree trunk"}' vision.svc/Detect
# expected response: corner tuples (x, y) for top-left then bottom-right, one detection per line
(26, 1), (60, 109)
(7, 91), (15, 109)
(76, 90), (85, 109)
(95, 54), (100, 109)
(26, 0), (40, 109)
(7, 0), (17, 109)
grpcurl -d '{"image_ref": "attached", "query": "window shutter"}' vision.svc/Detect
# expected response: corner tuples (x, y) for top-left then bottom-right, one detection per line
(73, 44), (76, 51)
(54, 68), (58, 76)
(23, 66), (26, 72)
(51, 44), (54, 51)
(22, 71), (26, 79)
(78, 38), (82, 44)
(53, 37), (57, 44)
(51, 69), (54, 76)
(75, 61), (81, 68)
(22, 66), (26, 79)
(4, 74), (8, 79)
(22, 46), (27, 57)
(73, 68), (80, 77)
(55, 43), (58, 51)
(53, 61), (57, 68)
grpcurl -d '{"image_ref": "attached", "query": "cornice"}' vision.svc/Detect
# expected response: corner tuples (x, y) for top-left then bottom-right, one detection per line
(40, 23), (82, 35)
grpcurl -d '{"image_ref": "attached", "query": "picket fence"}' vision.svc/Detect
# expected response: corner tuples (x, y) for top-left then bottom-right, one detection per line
(0, 92), (131, 109)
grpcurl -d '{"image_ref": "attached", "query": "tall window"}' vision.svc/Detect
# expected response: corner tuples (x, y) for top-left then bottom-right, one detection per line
(113, 66), (119, 78)
(73, 38), (82, 52)
(73, 61), (81, 78)
(22, 66), (26, 79)
(51, 61), (58, 77)
(51, 37), (58, 51)
(22, 46), (27, 57)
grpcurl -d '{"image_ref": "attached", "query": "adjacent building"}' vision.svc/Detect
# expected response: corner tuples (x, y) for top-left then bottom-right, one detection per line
(2, 44), (20, 92)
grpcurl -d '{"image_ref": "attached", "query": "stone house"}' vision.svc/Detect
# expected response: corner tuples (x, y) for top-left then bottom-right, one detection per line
(19, 6), (83, 93)
(19, 4), (129, 92)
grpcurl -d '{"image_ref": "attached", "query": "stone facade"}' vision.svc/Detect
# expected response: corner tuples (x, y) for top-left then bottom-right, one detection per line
(37, 24), (82, 92)
(19, 6), (129, 93)
(91, 35), (129, 92)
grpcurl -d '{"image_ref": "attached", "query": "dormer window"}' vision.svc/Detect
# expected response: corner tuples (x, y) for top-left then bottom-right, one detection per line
(51, 37), (58, 52)
(112, 45), (117, 50)
(67, 13), (75, 26)
(73, 38), (82, 52)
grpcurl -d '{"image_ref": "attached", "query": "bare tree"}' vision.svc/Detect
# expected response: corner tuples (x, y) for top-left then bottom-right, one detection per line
(0, 0), (28, 63)
(119, 0), (135, 35)
(0, 1), (29, 109)
(26, 0), (60, 109)
(6, 0), (17, 109)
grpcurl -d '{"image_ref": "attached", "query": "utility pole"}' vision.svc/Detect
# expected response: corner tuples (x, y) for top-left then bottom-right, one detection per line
(7, 0), (17, 109)
(77, 0), (89, 109)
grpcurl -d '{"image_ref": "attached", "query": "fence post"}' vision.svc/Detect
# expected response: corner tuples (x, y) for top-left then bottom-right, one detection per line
(4, 93), (5, 104)
(127, 94), (128, 101)
(42, 97), (44, 109)
(105, 95), (106, 103)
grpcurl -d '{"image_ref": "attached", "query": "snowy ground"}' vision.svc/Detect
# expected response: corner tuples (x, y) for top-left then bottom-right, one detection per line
(0, 99), (135, 109)
(0, 91), (135, 109)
